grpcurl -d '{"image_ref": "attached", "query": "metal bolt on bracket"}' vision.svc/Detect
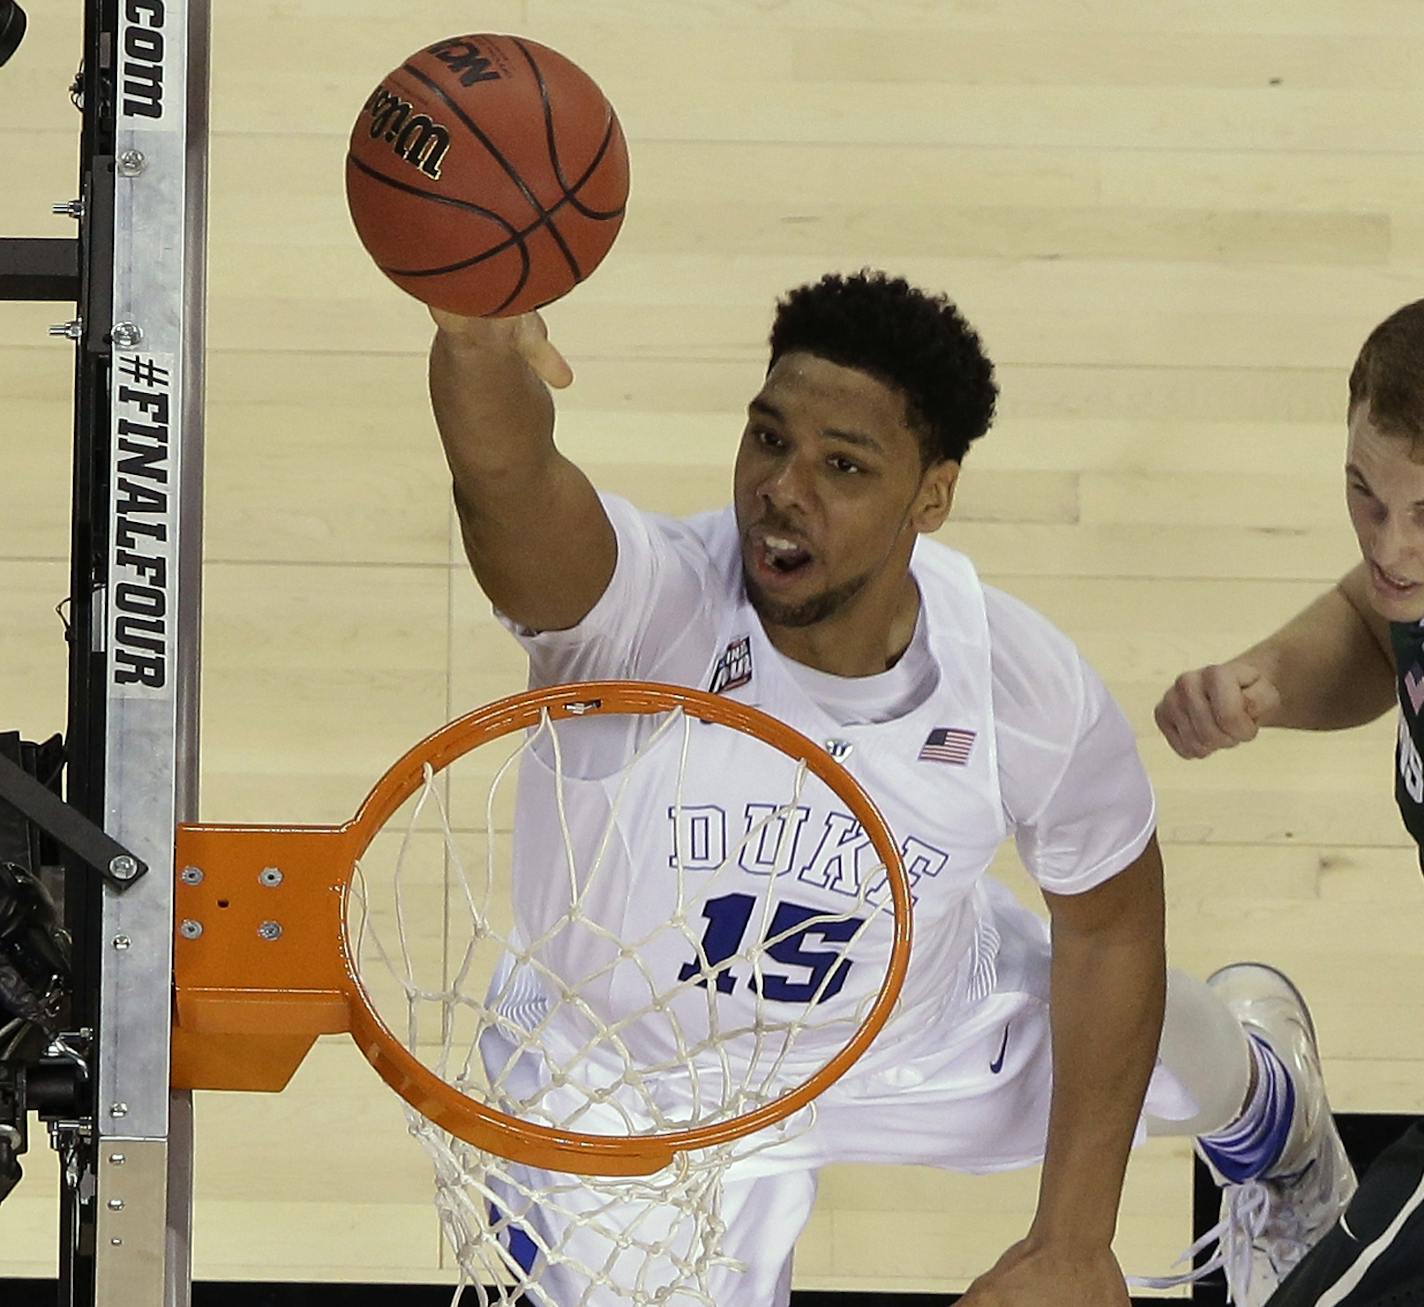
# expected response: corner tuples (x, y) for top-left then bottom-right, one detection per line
(109, 854), (139, 881)
(110, 322), (143, 349)
(180, 866), (204, 885)
(116, 149), (146, 177)
(179, 920), (203, 940)
(107, 1199), (125, 1211)
(259, 867), (284, 887)
(109, 1103), (128, 1119)
(112, 935), (131, 951)
(109, 1154), (126, 1166)
(52, 199), (84, 218)
(257, 921), (283, 942)
(48, 320), (83, 341)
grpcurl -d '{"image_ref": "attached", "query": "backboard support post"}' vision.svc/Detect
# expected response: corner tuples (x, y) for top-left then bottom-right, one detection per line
(60, 2), (209, 1304)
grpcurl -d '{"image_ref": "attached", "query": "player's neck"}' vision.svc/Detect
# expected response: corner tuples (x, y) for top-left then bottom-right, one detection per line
(763, 577), (921, 677)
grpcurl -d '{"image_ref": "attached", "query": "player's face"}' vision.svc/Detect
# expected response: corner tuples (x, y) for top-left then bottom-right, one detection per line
(733, 352), (956, 630)
(1346, 405), (1424, 622)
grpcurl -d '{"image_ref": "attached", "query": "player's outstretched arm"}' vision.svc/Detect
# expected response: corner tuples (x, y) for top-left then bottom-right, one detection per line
(429, 307), (616, 632)
(1155, 562), (1395, 759)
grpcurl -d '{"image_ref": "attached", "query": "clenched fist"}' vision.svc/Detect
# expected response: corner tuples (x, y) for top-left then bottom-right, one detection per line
(1154, 661), (1282, 759)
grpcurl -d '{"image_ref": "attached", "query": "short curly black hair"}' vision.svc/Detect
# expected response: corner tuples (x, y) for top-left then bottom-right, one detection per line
(767, 270), (998, 466)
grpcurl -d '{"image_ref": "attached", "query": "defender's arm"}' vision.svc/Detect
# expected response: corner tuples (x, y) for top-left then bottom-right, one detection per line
(1156, 563), (1396, 758)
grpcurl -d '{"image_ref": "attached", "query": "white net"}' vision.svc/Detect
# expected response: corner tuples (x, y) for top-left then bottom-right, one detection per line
(347, 700), (899, 1305)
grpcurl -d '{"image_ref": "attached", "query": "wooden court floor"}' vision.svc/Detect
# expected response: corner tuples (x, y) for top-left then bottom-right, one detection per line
(3, 0), (1423, 1296)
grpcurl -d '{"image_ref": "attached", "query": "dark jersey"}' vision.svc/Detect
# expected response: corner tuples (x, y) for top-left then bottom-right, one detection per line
(1267, 1121), (1424, 1307)
(1389, 619), (1424, 854)
(1271, 630), (1424, 1304)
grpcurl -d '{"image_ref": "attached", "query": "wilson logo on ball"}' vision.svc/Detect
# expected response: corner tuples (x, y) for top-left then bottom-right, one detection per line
(364, 88), (451, 180)
(427, 37), (507, 87)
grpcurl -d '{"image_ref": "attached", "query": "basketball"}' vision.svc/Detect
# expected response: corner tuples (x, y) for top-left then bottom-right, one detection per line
(345, 34), (629, 318)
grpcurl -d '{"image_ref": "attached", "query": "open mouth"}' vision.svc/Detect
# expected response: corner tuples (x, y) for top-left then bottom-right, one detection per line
(761, 533), (813, 574)
(1372, 560), (1420, 596)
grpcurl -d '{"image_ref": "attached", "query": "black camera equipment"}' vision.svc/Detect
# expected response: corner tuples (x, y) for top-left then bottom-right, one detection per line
(0, 1), (27, 67)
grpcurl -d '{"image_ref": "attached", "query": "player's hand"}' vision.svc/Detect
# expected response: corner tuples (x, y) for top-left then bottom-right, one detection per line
(1153, 659), (1282, 760)
(957, 1238), (1130, 1306)
(429, 306), (574, 390)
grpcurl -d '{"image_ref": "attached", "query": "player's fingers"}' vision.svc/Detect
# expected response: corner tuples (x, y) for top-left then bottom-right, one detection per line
(428, 304), (497, 344)
(1157, 675), (1228, 757)
(1176, 671), (1242, 754)
(509, 312), (574, 389)
(427, 304), (465, 334)
(1241, 673), (1282, 726)
(1170, 716), (1212, 760)
(524, 335), (575, 390)
(1154, 692), (1211, 759)
(428, 307), (572, 386)
(1201, 665), (1259, 743)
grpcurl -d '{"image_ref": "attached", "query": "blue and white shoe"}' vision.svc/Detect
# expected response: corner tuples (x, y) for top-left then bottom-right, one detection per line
(1196, 963), (1357, 1306)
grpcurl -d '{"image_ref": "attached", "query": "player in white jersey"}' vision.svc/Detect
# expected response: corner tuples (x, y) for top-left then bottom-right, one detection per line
(427, 271), (1355, 1306)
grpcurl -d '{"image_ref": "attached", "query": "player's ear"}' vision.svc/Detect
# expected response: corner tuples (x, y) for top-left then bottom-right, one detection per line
(913, 459), (959, 533)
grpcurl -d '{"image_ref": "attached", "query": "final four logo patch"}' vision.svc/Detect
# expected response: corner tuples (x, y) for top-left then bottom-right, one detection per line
(708, 636), (753, 694)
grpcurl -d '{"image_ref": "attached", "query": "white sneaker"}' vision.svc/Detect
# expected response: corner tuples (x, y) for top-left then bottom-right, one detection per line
(1195, 963), (1357, 1306)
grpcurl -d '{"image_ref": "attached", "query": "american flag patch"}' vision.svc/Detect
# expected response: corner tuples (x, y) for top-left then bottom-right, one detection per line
(918, 727), (976, 765)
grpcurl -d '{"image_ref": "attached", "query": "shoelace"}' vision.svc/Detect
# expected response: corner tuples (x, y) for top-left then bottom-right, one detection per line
(1254, 1166), (1323, 1273)
(1129, 1179), (1271, 1303)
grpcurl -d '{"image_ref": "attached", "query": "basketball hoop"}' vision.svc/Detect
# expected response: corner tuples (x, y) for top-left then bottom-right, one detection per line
(171, 681), (911, 1299)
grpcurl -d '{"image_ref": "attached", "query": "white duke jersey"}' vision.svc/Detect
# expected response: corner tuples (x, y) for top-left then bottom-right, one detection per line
(497, 494), (1156, 1073)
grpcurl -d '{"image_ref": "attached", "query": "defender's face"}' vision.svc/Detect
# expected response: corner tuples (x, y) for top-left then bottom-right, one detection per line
(1346, 405), (1424, 623)
(732, 352), (954, 630)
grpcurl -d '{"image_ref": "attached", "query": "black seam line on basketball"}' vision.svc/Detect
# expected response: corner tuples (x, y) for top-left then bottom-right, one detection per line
(510, 38), (582, 280)
(395, 60), (572, 253)
(346, 154), (532, 310)
(346, 152), (532, 300)
(353, 155), (622, 280)
(362, 68), (623, 243)
(367, 143), (626, 273)
(347, 153), (525, 231)
(400, 57), (621, 251)
(564, 119), (623, 221)
(512, 36), (623, 225)
(397, 60), (581, 285)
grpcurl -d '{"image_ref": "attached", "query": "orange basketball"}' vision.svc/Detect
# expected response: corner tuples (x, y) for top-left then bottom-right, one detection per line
(345, 34), (630, 318)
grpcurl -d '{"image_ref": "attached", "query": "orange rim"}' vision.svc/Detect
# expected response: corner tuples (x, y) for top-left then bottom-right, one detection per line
(174, 681), (912, 1176)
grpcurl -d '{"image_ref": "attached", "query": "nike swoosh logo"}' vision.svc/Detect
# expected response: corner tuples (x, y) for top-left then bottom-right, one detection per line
(989, 1024), (1010, 1075)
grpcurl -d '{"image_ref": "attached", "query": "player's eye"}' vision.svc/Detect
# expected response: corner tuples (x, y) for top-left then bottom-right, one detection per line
(829, 456), (862, 475)
(754, 427), (785, 449)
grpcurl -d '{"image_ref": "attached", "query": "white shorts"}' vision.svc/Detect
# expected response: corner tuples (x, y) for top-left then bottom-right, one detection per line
(482, 880), (1198, 1306)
